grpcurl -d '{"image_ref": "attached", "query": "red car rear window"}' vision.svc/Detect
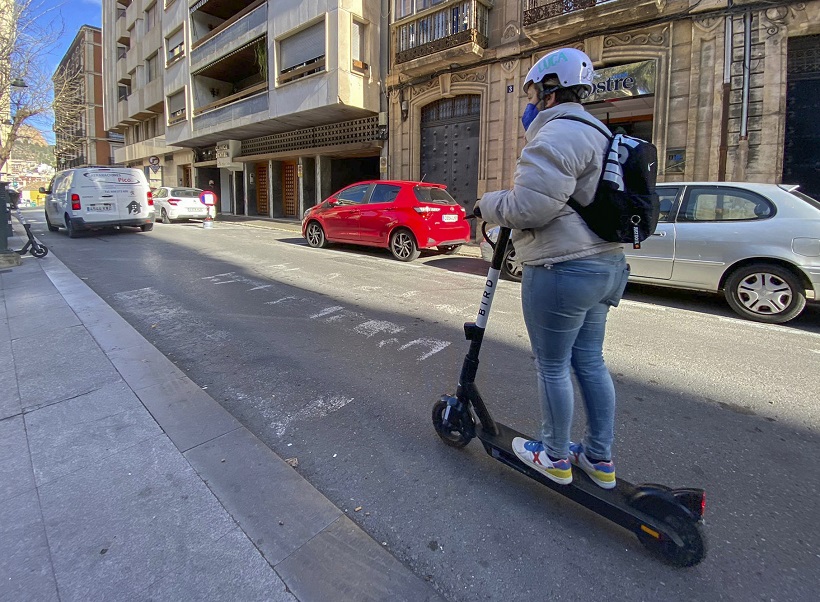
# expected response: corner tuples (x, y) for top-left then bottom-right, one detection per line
(414, 186), (457, 205)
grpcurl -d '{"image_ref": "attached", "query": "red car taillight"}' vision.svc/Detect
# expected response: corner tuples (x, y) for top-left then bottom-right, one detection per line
(147, 191), (154, 206)
(71, 193), (81, 211)
(167, 198), (180, 205)
(414, 206), (441, 219)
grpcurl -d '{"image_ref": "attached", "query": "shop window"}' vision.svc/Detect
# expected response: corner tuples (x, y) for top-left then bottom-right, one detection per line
(279, 20), (325, 84)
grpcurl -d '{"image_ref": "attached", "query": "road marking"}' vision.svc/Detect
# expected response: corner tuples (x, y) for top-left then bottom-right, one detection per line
(354, 320), (404, 338)
(266, 296), (297, 305)
(310, 306), (344, 319)
(398, 338), (451, 361)
(248, 284), (272, 291)
(270, 395), (355, 436)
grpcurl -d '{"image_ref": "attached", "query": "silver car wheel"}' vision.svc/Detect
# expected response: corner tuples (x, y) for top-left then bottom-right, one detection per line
(503, 246), (523, 282)
(389, 230), (420, 262)
(725, 263), (806, 324)
(305, 222), (326, 248)
(735, 272), (793, 315)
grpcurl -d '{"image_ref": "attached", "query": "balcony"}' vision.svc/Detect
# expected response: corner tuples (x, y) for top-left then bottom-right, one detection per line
(116, 13), (129, 45)
(190, 0), (266, 73)
(192, 36), (267, 117)
(521, 0), (662, 45)
(393, 0), (490, 76)
(522, 0), (597, 25)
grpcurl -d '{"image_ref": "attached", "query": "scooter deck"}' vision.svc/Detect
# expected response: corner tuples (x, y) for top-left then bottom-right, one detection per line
(477, 421), (657, 534)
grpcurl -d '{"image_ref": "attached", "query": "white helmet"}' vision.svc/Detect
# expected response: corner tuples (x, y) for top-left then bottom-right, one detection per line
(523, 48), (594, 96)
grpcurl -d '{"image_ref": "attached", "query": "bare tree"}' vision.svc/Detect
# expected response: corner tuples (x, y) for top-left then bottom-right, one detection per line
(0, 0), (82, 173)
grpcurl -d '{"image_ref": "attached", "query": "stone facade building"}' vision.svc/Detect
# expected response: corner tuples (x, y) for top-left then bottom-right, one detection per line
(386, 0), (820, 211)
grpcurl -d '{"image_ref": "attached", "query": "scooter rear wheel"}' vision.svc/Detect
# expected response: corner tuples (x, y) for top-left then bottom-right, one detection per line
(632, 498), (707, 567)
(432, 399), (473, 448)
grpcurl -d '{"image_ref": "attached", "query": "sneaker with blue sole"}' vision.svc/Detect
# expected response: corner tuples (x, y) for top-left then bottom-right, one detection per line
(512, 437), (572, 485)
(568, 442), (616, 489)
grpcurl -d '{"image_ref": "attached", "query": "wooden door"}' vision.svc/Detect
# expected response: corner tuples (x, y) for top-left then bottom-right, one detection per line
(255, 163), (269, 215)
(282, 161), (298, 217)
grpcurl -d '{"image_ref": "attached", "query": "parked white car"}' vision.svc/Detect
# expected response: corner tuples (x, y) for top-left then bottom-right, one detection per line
(480, 183), (820, 324)
(41, 167), (154, 237)
(152, 187), (208, 223)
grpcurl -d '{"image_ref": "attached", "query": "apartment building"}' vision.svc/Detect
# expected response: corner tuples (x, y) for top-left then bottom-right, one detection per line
(53, 26), (121, 170)
(386, 0), (820, 203)
(102, 0), (193, 191)
(102, 0), (385, 216)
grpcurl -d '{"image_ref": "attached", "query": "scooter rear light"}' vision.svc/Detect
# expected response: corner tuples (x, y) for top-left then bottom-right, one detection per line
(71, 194), (81, 211)
(672, 488), (706, 518)
(167, 198), (180, 205)
(147, 191), (154, 206)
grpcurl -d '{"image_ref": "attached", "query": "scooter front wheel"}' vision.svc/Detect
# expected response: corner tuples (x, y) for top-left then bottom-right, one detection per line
(432, 399), (474, 448)
(632, 498), (707, 567)
(30, 245), (48, 258)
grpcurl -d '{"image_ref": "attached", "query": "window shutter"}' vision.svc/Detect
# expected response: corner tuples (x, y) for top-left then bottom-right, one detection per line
(168, 90), (186, 114)
(279, 21), (325, 72)
(351, 21), (363, 63)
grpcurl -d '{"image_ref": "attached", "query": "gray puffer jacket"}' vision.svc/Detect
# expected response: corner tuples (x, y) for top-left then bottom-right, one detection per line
(478, 102), (623, 265)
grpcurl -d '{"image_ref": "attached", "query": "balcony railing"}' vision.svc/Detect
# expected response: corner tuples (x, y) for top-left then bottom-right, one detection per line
(168, 107), (187, 125)
(395, 0), (490, 65)
(522, 0), (598, 26)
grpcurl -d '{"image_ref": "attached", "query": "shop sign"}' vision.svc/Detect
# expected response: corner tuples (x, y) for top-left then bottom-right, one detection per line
(584, 60), (656, 103)
(216, 140), (241, 169)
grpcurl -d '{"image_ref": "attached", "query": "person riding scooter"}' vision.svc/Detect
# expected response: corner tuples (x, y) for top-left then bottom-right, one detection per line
(475, 48), (630, 489)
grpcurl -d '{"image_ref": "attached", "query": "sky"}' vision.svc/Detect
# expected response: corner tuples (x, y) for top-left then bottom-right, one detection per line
(35, 0), (103, 143)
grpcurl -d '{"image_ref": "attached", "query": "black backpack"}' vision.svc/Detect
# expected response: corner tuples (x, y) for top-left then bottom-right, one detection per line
(555, 116), (660, 249)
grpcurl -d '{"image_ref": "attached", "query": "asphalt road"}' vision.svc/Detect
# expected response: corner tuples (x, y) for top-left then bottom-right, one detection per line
(20, 210), (820, 601)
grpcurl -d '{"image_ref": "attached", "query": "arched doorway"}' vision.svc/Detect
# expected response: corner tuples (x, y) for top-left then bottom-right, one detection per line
(420, 95), (481, 233)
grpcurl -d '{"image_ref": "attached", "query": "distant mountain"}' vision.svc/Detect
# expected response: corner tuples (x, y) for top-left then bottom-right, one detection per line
(11, 140), (55, 167)
(17, 126), (48, 146)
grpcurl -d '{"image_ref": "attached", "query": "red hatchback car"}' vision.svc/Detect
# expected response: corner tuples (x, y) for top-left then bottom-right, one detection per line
(301, 180), (471, 261)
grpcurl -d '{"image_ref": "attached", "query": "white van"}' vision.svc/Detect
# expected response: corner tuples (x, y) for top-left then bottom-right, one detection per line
(41, 167), (155, 237)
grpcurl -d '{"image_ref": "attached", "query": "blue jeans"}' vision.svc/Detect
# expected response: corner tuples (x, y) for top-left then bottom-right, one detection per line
(521, 252), (629, 461)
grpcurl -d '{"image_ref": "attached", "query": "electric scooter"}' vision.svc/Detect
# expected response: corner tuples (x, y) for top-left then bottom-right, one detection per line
(15, 209), (48, 258)
(432, 224), (707, 567)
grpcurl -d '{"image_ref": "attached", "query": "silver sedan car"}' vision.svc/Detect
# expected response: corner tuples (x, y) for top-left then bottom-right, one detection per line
(479, 183), (820, 324)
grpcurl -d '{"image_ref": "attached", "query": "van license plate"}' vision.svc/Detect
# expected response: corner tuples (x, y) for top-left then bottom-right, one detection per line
(442, 214), (458, 222)
(87, 204), (114, 212)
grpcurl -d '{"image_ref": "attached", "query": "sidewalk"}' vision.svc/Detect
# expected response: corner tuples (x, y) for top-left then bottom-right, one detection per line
(0, 229), (443, 601)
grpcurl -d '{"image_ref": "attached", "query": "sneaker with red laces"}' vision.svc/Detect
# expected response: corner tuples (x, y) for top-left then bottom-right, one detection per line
(512, 437), (572, 485)
(568, 442), (616, 489)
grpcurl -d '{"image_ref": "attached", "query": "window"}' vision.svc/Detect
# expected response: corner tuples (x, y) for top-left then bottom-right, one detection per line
(656, 187), (680, 222)
(166, 28), (184, 64)
(369, 184), (401, 204)
(279, 21), (325, 83)
(167, 89), (186, 123)
(145, 3), (158, 33)
(117, 45), (127, 60)
(414, 186), (457, 205)
(146, 54), (158, 83)
(680, 187), (775, 222)
(118, 84), (130, 101)
(352, 20), (367, 69)
(337, 184), (370, 204)
(394, 0), (447, 20)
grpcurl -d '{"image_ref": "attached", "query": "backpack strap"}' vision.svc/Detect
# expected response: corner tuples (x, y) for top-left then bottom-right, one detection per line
(550, 115), (612, 140)
(549, 116), (612, 217)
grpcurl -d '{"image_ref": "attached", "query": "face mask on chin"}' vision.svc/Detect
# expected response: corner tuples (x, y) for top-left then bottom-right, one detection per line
(521, 103), (539, 131)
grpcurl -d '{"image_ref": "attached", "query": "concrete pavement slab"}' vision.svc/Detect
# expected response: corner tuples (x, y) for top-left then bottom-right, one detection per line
(0, 269), (56, 296)
(3, 289), (62, 319)
(0, 415), (36, 504)
(26, 379), (163, 486)
(0, 488), (59, 602)
(13, 324), (121, 410)
(8, 301), (81, 339)
(275, 515), (445, 602)
(84, 315), (149, 354)
(107, 341), (186, 389)
(38, 433), (242, 601)
(140, 528), (295, 602)
(184, 427), (342, 566)
(134, 375), (241, 453)
(0, 365), (21, 420)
